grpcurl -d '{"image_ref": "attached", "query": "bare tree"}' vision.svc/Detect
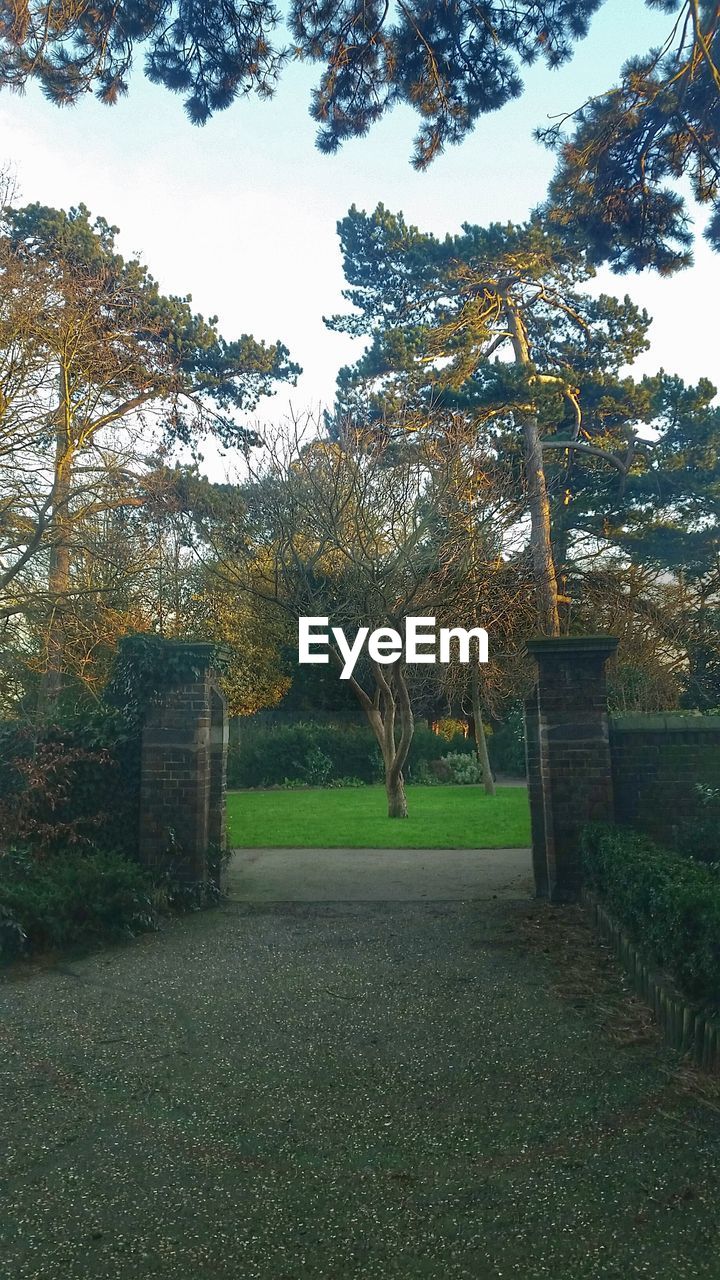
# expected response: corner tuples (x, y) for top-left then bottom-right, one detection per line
(203, 416), (481, 816)
(424, 417), (536, 794)
(200, 411), (533, 817)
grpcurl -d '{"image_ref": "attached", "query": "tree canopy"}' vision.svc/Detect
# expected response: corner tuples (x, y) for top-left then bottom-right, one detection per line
(2, 2), (719, 268)
(327, 202), (657, 632)
(541, 2), (720, 269)
(326, 202), (719, 681)
(0, 199), (298, 706)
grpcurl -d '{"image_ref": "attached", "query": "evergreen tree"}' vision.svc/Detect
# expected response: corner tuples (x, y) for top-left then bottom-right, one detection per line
(326, 204), (654, 633)
(3, 2), (718, 268)
(541, 2), (720, 269)
(574, 375), (720, 707)
(0, 1), (602, 130)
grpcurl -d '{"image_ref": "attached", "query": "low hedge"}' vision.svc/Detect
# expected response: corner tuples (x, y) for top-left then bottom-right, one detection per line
(581, 824), (720, 1003)
(227, 721), (476, 789)
(228, 723), (378, 787)
(0, 848), (158, 961)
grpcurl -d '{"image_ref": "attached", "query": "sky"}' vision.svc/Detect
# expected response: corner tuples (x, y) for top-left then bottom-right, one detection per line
(1, 0), (718, 462)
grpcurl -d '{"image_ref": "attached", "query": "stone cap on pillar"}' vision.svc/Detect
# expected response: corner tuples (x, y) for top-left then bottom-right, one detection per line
(527, 635), (618, 659)
(148, 640), (232, 676)
(117, 635), (231, 676)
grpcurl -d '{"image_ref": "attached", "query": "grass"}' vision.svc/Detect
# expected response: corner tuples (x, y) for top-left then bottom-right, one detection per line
(227, 784), (530, 848)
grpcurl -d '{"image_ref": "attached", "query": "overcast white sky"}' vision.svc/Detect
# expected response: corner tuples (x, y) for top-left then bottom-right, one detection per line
(1, 0), (718, 460)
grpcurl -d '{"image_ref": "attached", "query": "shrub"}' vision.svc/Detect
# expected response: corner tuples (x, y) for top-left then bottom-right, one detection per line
(672, 785), (720, 865)
(581, 824), (720, 1003)
(0, 848), (157, 959)
(0, 903), (26, 962)
(487, 705), (527, 777)
(302, 746), (334, 786)
(0, 710), (141, 859)
(227, 722), (382, 788)
(406, 726), (474, 777)
(413, 760), (441, 786)
(439, 752), (483, 785)
(227, 720), (478, 788)
(158, 877), (225, 913)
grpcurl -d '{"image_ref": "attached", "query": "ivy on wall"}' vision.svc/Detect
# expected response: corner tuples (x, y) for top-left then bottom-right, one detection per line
(1, 635), (229, 862)
(105, 635), (230, 726)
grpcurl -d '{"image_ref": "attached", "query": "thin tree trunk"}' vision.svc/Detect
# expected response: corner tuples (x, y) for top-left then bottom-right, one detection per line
(338, 652), (414, 818)
(471, 664), (496, 796)
(522, 414), (560, 636)
(385, 661), (413, 818)
(386, 767), (409, 817)
(504, 295), (560, 637)
(42, 381), (74, 708)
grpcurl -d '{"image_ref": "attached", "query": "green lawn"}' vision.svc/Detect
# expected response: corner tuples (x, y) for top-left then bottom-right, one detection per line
(227, 784), (530, 849)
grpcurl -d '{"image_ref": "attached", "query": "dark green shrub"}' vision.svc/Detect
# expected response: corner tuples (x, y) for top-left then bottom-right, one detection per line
(227, 720), (476, 788)
(158, 878), (225, 913)
(487, 706), (527, 778)
(0, 709), (140, 859)
(228, 723), (382, 787)
(0, 903), (26, 962)
(406, 726), (474, 777)
(411, 761), (441, 786)
(581, 824), (720, 1003)
(0, 848), (157, 957)
(672, 785), (720, 865)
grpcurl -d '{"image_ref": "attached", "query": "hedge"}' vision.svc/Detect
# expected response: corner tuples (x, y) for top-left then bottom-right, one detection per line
(581, 824), (720, 1003)
(0, 848), (158, 961)
(227, 722), (477, 789)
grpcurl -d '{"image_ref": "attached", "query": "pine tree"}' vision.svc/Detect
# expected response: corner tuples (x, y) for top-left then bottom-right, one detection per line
(3, 3), (718, 268)
(326, 204), (654, 633)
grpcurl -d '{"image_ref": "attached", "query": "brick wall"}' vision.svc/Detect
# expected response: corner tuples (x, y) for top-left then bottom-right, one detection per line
(527, 636), (617, 902)
(610, 714), (720, 846)
(526, 635), (720, 898)
(137, 651), (229, 885)
(139, 678), (211, 879)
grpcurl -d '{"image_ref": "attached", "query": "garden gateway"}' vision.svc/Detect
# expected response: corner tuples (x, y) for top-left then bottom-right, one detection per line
(298, 616), (489, 680)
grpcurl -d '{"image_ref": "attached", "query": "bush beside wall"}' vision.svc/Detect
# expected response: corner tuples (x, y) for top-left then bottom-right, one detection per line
(0, 710), (141, 860)
(227, 721), (477, 789)
(581, 824), (720, 1003)
(0, 848), (158, 961)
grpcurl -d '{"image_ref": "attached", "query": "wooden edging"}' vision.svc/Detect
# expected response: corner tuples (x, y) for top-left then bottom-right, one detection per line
(582, 890), (720, 1073)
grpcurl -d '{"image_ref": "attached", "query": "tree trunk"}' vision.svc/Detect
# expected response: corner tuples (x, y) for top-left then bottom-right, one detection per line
(471, 664), (496, 796)
(386, 769), (408, 818)
(340, 653), (414, 818)
(42, 402), (74, 708)
(522, 414), (560, 637)
(504, 294), (561, 638)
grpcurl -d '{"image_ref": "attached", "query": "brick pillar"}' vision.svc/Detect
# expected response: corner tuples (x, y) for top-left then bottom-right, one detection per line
(208, 683), (229, 888)
(137, 642), (227, 883)
(527, 636), (618, 903)
(524, 688), (548, 899)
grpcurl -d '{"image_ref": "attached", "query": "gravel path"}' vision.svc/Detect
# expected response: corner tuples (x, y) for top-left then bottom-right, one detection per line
(227, 846), (532, 901)
(2, 858), (720, 1279)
